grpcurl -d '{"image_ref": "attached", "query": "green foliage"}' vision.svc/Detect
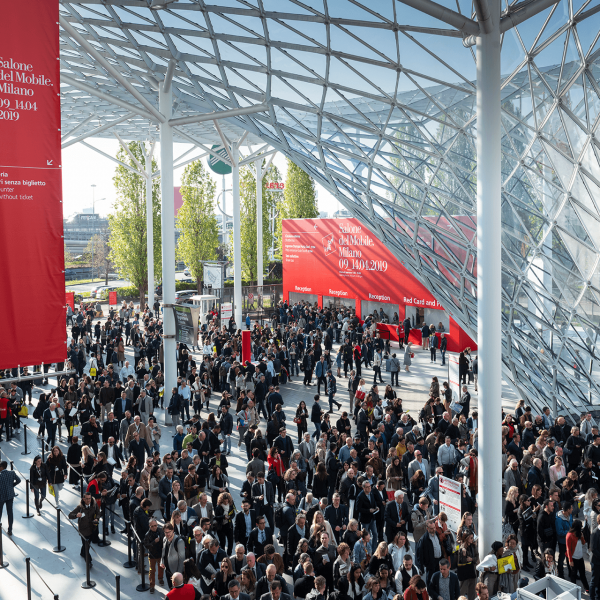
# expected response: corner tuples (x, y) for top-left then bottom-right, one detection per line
(108, 142), (161, 306)
(276, 159), (318, 257)
(235, 161), (283, 281)
(176, 160), (219, 293)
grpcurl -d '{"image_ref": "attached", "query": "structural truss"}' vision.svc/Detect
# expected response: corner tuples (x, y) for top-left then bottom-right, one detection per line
(58, 0), (600, 417)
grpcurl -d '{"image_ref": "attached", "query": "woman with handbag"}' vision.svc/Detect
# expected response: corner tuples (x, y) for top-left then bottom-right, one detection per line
(267, 447), (286, 502)
(403, 343), (413, 372)
(457, 532), (478, 600)
(30, 455), (48, 515)
(46, 445), (68, 505)
(295, 401), (309, 444)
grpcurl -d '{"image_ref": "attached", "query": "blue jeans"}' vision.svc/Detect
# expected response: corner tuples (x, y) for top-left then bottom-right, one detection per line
(222, 434), (232, 454)
(180, 399), (190, 421)
(33, 486), (46, 509)
(312, 422), (321, 440)
(364, 518), (377, 548)
(152, 441), (160, 454)
(441, 350), (446, 365)
(291, 358), (299, 375)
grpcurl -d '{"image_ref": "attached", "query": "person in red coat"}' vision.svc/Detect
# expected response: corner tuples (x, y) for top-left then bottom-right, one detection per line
(566, 520), (590, 591)
(166, 572), (201, 599)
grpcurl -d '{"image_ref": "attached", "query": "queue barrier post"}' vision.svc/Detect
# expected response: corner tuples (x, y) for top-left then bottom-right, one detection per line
(53, 507), (66, 553)
(22, 479), (34, 519)
(122, 520), (136, 568)
(80, 473), (84, 499)
(21, 425), (30, 455)
(116, 575), (121, 600)
(135, 542), (150, 592)
(26, 556), (32, 600)
(0, 525), (8, 568)
(97, 501), (111, 547)
(81, 538), (96, 589)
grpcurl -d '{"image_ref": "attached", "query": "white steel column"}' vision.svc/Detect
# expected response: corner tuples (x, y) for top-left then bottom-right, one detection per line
(159, 85), (176, 403)
(233, 144), (243, 328)
(146, 155), (154, 310)
(256, 159), (263, 286)
(477, 0), (502, 560)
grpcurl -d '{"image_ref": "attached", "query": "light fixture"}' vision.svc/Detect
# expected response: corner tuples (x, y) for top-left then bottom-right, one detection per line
(150, 0), (178, 10)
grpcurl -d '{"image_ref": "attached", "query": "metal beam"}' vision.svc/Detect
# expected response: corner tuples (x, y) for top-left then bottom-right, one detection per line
(474, 0), (493, 34)
(500, 0), (561, 33)
(239, 148), (277, 167)
(214, 121), (235, 165)
(395, 0), (480, 36)
(168, 103), (269, 127)
(114, 132), (145, 173)
(163, 58), (177, 94)
(61, 113), (95, 141)
(173, 151), (210, 171)
(79, 140), (142, 175)
(172, 128), (234, 167)
(61, 112), (135, 149)
(61, 74), (157, 122)
(60, 16), (166, 123)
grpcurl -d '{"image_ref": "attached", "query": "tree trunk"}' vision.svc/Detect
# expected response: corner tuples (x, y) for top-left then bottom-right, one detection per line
(105, 271), (109, 286)
(139, 286), (145, 311)
(197, 278), (202, 294)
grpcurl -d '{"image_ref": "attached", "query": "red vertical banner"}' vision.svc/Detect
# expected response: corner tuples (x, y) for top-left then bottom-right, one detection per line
(109, 291), (118, 306)
(0, 1), (64, 368)
(242, 330), (252, 364)
(66, 292), (75, 311)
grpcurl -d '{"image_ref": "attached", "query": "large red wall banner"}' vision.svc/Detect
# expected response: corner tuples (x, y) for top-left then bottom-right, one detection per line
(282, 218), (476, 353)
(0, 1), (66, 368)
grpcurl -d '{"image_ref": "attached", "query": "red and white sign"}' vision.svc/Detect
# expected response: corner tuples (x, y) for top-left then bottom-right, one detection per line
(65, 292), (75, 311)
(109, 291), (118, 306)
(248, 293), (254, 301)
(0, 1), (65, 368)
(266, 182), (284, 189)
(221, 302), (232, 320)
(282, 218), (476, 352)
(438, 476), (462, 531)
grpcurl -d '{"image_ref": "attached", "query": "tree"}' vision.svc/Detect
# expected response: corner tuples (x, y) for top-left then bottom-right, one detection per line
(276, 159), (318, 256)
(64, 243), (73, 266)
(236, 161), (283, 281)
(85, 232), (113, 285)
(176, 160), (219, 293)
(108, 142), (161, 307)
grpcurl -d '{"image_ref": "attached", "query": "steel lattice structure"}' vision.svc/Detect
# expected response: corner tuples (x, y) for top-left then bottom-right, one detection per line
(58, 0), (600, 418)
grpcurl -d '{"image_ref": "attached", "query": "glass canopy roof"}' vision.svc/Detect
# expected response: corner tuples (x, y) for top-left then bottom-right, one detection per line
(59, 0), (600, 417)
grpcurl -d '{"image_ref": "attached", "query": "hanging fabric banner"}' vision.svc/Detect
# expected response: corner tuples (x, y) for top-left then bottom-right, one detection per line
(109, 291), (118, 306)
(0, 0), (64, 368)
(65, 292), (75, 311)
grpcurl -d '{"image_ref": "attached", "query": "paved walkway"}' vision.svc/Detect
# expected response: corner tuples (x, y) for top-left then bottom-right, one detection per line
(0, 328), (520, 599)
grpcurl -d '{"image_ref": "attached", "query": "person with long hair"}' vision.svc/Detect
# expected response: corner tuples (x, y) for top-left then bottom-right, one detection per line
(295, 401), (309, 444)
(404, 575), (429, 600)
(209, 465), (229, 506)
(312, 462), (329, 500)
(267, 446), (286, 502)
(505, 485), (520, 535)
(215, 556), (236, 596)
(46, 446), (68, 505)
(310, 510), (336, 544)
(457, 531), (478, 600)
(566, 519), (589, 591)
(240, 567), (257, 600)
(368, 542), (394, 576)
(364, 576), (386, 600)
(389, 531), (410, 571)
(215, 492), (235, 554)
(347, 564), (365, 599)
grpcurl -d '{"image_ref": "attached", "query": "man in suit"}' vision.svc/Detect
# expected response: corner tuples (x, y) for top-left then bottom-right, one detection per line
(323, 493), (348, 543)
(325, 443), (340, 503)
(355, 479), (384, 547)
(80, 415), (101, 454)
(102, 412), (120, 444)
(43, 402), (60, 447)
(280, 494), (297, 568)
(428, 559), (460, 600)
(256, 566), (290, 600)
(221, 578), (251, 600)
(248, 514), (274, 559)
(99, 436), (124, 477)
(189, 525), (205, 566)
(124, 415), (153, 448)
(234, 499), (257, 547)
(252, 472), (275, 530)
(198, 538), (227, 592)
(128, 430), (151, 468)
(286, 514), (307, 562)
(246, 449), (265, 478)
(408, 450), (430, 481)
(192, 493), (214, 524)
(416, 520), (442, 585)
(243, 553), (267, 584)
(115, 390), (133, 422)
(385, 490), (410, 540)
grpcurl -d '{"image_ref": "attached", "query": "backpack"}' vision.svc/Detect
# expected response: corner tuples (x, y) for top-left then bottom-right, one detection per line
(274, 504), (284, 529)
(219, 363), (227, 378)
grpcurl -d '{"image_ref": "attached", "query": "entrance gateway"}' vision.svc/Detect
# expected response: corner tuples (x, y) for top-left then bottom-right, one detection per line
(282, 218), (475, 352)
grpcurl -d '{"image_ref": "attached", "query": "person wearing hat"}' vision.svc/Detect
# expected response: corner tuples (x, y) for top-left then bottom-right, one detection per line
(476, 541), (505, 595)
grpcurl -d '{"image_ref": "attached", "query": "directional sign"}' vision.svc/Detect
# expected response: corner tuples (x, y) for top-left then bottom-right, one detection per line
(208, 145), (232, 175)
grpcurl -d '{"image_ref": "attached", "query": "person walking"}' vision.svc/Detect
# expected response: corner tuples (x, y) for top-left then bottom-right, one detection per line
(29, 455), (48, 515)
(0, 461), (21, 536)
(389, 354), (400, 386)
(403, 344), (413, 373)
(68, 491), (100, 564)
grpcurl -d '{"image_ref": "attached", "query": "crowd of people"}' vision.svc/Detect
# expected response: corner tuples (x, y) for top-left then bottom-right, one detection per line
(0, 299), (597, 600)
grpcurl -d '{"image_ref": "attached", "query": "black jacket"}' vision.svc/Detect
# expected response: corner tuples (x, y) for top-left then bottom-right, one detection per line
(251, 481), (275, 509)
(428, 571), (460, 600)
(355, 489), (384, 525)
(247, 526), (274, 558)
(143, 526), (164, 559)
(102, 419), (120, 443)
(385, 499), (410, 538)
(287, 523), (307, 558)
(234, 509), (257, 543)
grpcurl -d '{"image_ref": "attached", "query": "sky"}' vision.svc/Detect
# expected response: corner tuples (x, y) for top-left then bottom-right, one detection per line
(61, 138), (343, 218)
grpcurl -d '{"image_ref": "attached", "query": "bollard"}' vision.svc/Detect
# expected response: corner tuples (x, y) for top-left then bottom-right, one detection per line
(97, 502), (111, 547)
(10, 460), (14, 471)
(80, 474), (84, 499)
(0, 525), (8, 568)
(22, 480), (34, 519)
(135, 543), (150, 592)
(122, 521), (136, 568)
(53, 507), (65, 553)
(21, 425), (30, 455)
(116, 575), (121, 600)
(41, 440), (46, 463)
(81, 538), (96, 589)
(26, 556), (32, 600)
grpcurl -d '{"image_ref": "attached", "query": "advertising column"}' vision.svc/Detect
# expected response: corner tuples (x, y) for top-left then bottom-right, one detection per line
(0, 1), (65, 368)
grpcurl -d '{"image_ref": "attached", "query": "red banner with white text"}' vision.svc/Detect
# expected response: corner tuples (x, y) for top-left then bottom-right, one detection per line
(0, 0), (65, 368)
(109, 291), (117, 306)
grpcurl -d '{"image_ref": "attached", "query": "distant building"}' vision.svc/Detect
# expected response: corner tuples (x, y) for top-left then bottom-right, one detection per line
(332, 208), (353, 219)
(63, 212), (108, 255)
